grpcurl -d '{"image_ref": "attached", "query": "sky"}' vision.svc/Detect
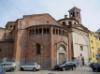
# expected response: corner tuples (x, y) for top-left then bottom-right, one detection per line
(0, 0), (100, 31)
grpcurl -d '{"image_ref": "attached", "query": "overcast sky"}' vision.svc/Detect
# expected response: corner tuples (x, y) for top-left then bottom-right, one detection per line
(0, 0), (100, 31)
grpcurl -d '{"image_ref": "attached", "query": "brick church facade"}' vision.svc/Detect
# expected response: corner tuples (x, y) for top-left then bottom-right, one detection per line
(0, 7), (89, 69)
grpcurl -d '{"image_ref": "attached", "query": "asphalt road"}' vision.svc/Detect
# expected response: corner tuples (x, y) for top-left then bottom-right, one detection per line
(6, 66), (100, 74)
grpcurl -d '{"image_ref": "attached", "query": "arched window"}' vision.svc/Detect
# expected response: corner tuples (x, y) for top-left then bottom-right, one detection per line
(38, 28), (42, 34)
(62, 22), (66, 25)
(68, 21), (72, 25)
(56, 29), (58, 35)
(36, 28), (39, 35)
(43, 28), (47, 34)
(36, 43), (41, 55)
(53, 28), (56, 34)
(46, 28), (50, 34)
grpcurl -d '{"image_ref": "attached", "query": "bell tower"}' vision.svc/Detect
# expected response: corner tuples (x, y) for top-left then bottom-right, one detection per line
(68, 7), (81, 24)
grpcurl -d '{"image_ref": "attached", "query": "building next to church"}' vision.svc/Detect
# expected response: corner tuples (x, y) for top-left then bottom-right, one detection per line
(89, 29), (100, 63)
(89, 32), (100, 63)
(58, 7), (90, 64)
(0, 7), (90, 69)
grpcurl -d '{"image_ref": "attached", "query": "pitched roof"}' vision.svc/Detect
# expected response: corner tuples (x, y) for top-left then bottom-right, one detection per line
(22, 13), (59, 26)
(68, 6), (81, 12)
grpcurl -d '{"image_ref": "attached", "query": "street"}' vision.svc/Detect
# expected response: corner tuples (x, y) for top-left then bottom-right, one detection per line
(6, 66), (100, 74)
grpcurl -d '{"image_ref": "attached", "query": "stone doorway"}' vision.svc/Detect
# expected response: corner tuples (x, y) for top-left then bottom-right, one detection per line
(57, 45), (66, 64)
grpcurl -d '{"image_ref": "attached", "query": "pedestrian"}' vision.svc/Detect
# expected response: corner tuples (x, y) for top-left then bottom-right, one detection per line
(81, 57), (85, 66)
(77, 56), (81, 66)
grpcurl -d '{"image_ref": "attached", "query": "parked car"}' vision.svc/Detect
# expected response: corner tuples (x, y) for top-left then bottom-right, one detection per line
(89, 63), (100, 72)
(20, 63), (40, 71)
(1, 62), (16, 71)
(54, 61), (75, 71)
(0, 65), (5, 74)
(69, 61), (78, 68)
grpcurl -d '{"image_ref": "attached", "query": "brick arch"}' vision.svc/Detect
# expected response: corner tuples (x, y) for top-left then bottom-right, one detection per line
(57, 45), (66, 64)
(55, 42), (68, 64)
(57, 44), (66, 51)
(55, 41), (67, 51)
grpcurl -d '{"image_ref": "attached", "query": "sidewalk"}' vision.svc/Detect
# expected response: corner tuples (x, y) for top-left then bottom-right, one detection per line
(75, 66), (92, 72)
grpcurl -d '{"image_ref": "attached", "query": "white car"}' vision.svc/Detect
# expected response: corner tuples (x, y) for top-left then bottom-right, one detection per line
(1, 62), (16, 71)
(20, 63), (40, 71)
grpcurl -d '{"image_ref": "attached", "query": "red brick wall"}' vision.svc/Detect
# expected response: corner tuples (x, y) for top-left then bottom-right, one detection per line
(0, 42), (14, 61)
(27, 32), (51, 69)
(3, 14), (72, 69)
(51, 28), (68, 68)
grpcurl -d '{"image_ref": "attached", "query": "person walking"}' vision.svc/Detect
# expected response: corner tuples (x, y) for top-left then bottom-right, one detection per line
(81, 56), (85, 66)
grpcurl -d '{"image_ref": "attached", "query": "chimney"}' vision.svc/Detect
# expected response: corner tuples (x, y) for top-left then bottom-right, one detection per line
(64, 15), (68, 18)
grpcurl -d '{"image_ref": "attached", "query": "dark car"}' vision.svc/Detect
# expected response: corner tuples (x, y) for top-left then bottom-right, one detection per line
(0, 65), (5, 74)
(54, 62), (75, 71)
(89, 63), (100, 72)
(69, 61), (78, 68)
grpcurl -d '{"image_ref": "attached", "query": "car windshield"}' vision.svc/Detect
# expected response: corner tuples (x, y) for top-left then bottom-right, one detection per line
(2, 62), (13, 65)
(21, 63), (37, 65)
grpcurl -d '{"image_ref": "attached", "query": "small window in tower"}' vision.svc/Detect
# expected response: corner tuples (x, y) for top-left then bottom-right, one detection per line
(77, 12), (79, 15)
(10, 25), (12, 28)
(68, 21), (72, 25)
(62, 22), (66, 25)
(36, 43), (41, 55)
(72, 12), (75, 17)
(71, 13), (73, 17)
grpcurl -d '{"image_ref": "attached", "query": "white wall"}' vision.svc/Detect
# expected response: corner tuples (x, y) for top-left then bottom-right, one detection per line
(72, 30), (89, 64)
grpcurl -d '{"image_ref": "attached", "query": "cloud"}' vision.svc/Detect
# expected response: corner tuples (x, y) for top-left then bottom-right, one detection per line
(0, 0), (100, 31)
(39, 0), (100, 31)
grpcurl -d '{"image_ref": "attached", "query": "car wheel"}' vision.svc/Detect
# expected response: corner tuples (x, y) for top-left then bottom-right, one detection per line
(71, 67), (74, 70)
(20, 68), (24, 71)
(11, 68), (15, 71)
(33, 68), (36, 71)
(62, 68), (66, 71)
